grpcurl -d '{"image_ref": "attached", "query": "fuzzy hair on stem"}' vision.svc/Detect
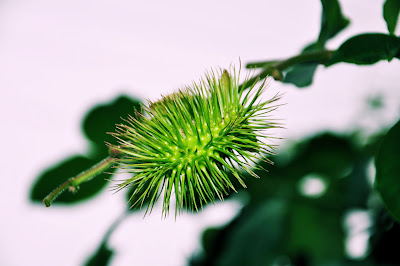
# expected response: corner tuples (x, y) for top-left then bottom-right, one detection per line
(108, 67), (282, 217)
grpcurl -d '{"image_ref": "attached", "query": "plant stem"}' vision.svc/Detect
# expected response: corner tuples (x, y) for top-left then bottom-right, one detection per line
(274, 49), (333, 70)
(43, 156), (116, 207)
(84, 210), (129, 265)
(102, 210), (129, 242)
(240, 49), (333, 91)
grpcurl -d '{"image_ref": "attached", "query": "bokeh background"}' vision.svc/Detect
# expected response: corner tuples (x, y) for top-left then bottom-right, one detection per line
(1, 0), (400, 265)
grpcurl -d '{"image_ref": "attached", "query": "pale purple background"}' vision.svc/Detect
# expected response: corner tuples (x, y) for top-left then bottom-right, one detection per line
(1, 0), (400, 265)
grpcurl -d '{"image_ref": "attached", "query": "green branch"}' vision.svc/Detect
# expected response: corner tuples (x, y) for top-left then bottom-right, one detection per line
(240, 49), (333, 91)
(43, 156), (117, 207)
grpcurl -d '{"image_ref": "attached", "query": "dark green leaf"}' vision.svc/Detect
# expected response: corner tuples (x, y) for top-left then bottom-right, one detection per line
(191, 131), (385, 265)
(214, 200), (288, 266)
(375, 119), (400, 223)
(247, 0), (349, 87)
(283, 63), (318, 88)
(201, 227), (222, 255)
(283, 43), (320, 88)
(85, 242), (114, 266)
(384, 0), (400, 34)
(194, 198), (344, 265)
(318, 0), (350, 45)
(30, 155), (115, 204)
(290, 133), (355, 179)
(285, 203), (344, 263)
(244, 133), (357, 206)
(330, 33), (400, 65)
(83, 95), (142, 157)
(30, 95), (143, 205)
(368, 207), (400, 265)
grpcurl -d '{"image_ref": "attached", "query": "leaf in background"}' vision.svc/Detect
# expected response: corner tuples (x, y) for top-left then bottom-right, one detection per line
(289, 133), (355, 179)
(85, 242), (114, 266)
(283, 63), (319, 88)
(190, 131), (384, 265)
(280, 0), (351, 88)
(318, 0), (350, 45)
(30, 155), (115, 204)
(30, 95), (143, 205)
(368, 207), (400, 265)
(375, 119), (400, 223)
(213, 200), (288, 266)
(243, 133), (357, 207)
(383, 0), (400, 34)
(283, 43), (320, 88)
(83, 95), (142, 158)
(247, 0), (349, 88)
(329, 33), (400, 65)
(285, 203), (344, 264)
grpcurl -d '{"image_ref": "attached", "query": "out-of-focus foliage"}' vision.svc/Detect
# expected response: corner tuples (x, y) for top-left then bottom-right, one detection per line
(375, 120), (400, 223)
(318, 0), (350, 44)
(85, 242), (114, 266)
(190, 131), (399, 266)
(329, 33), (400, 65)
(283, 43), (320, 88)
(384, 0), (400, 34)
(30, 96), (142, 204)
(83, 96), (142, 158)
(283, 0), (349, 87)
(249, 1), (400, 89)
(29, 0), (400, 265)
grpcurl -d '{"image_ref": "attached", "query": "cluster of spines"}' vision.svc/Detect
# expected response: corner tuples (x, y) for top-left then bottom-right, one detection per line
(109, 68), (281, 216)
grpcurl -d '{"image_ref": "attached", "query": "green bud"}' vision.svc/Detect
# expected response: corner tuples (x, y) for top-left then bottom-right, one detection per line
(109, 67), (282, 216)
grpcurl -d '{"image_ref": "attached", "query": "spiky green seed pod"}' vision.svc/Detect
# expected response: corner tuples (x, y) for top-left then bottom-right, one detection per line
(109, 68), (281, 216)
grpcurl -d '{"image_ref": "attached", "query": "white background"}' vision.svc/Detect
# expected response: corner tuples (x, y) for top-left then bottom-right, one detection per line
(1, 0), (400, 265)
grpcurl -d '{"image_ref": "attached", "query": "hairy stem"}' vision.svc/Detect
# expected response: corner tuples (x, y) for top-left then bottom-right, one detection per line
(43, 156), (116, 207)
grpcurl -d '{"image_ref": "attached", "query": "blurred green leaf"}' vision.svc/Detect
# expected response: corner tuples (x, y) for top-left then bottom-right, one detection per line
(244, 133), (357, 207)
(85, 242), (114, 266)
(84, 212), (127, 266)
(283, 0), (348, 89)
(283, 43), (319, 88)
(318, 0), (350, 45)
(30, 95), (143, 205)
(191, 131), (386, 266)
(214, 200), (288, 266)
(285, 203), (344, 264)
(289, 133), (371, 210)
(368, 207), (400, 265)
(83, 95), (142, 157)
(291, 133), (355, 178)
(247, 0), (349, 86)
(283, 63), (318, 88)
(383, 0), (400, 34)
(30, 155), (115, 204)
(191, 200), (288, 266)
(330, 33), (400, 65)
(195, 198), (345, 266)
(201, 226), (222, 256)
(375, 119), (400, 223)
